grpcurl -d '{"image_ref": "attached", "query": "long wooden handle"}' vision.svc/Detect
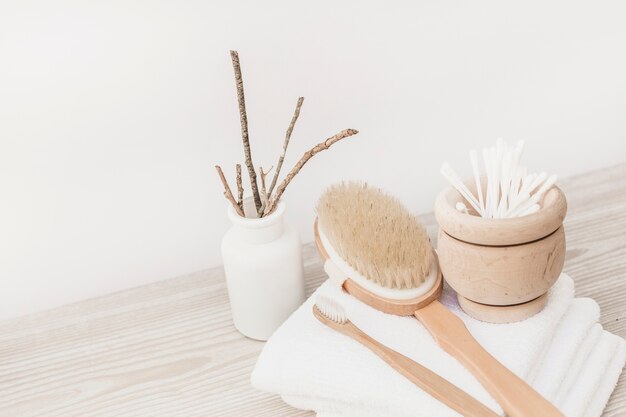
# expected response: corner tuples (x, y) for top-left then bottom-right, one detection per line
(414, 301), (564, 417)
(342, 321), (499, 417)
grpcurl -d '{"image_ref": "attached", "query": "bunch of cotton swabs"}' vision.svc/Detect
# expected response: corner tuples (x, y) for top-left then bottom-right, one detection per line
(441, 139), (557, 219)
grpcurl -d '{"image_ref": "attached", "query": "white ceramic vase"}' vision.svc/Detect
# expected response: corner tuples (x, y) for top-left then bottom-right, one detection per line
(221, 197), (305, 340)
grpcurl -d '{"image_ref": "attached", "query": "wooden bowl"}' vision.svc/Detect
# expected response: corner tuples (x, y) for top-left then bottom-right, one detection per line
(434, 182), (567, 323)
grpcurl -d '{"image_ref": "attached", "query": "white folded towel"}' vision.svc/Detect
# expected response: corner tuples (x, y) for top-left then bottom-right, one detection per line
(584, 336), (626, 417)
(560, 331), (626, 417)
(252, 273), (624, 416)
(310, 322), (626, 417)
(556, 323), (603, 403)
(533, 298), (600, 398)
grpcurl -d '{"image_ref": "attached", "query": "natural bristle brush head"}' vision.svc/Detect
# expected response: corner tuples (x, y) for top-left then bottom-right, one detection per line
(314, 182), (443, 315)
(316, 182), (433, 289)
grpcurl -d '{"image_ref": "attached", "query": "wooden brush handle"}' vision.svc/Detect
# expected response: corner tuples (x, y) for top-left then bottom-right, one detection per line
(340, 321), (499, 417)
(414, 301), (564, 417)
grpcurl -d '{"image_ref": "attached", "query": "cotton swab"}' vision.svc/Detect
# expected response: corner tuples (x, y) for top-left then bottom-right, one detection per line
(440, 139), (556, 219)
(456, 202), (470, 214)
(505, 173), (545, 218)
(440, 162), (483, 214)
(507, 175), (557, 218)
(482, 148), (492, 217)
(536, 174), (557, 196)
(512, 173), (537, 206)
(519, 204), (540, 217)
(497, 147), (513, 217)
(507, 194), (540, 218)
(508, 193), (543, 217)
(510, 140), (525, 198)
(490, 147), (499, 218)
(469, 150), (485, 216)
(527, 172), (548, 195)
(504, 191), (531, 217)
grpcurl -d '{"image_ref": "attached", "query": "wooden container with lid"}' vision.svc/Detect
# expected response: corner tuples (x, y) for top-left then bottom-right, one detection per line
(434, 182), (567, 323)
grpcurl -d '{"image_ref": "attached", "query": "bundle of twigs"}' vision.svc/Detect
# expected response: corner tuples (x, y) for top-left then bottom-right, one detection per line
(215, 51), (359, 218)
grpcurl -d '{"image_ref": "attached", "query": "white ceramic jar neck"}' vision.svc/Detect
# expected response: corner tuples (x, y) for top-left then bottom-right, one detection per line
(227, 198), (286, 244)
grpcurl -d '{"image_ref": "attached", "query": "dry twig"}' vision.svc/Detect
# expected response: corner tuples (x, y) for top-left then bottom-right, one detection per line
(259, 166), (271, 210)
(215, 165), (245, 217)
(263, 129), (359, 216)
(235, 164), (243, 212)
(230, 50), (262, 213)
(268, 97), (304, 197)
(259, 166), (274, 211)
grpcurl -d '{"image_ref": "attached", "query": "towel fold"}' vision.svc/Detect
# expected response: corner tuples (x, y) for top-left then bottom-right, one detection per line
(584, 338), (626, 417)
(251, 273), (625, 417)
(533, 298), (600, 398)
(560, 331), (625, 417)
(310, 329), (624, 417)
(555, 323), (603, 405)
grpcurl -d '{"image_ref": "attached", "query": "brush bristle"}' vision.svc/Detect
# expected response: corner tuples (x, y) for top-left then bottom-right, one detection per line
(315, 295), (348, 324)
(316, 182), (433, 289)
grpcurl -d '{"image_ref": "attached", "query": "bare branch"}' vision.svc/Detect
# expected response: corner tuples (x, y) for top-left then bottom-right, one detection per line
(263, 129), (359, 216)
(258, 166), (274, 215)
(230, 50), (262, 213)
(215, 165), (245, 217)
(235, 164), (243, 212)
(268, 97), (304, 198)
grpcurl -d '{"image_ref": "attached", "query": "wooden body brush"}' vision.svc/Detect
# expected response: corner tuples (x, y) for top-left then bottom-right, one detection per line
(313, 294), (499, 417)
(315, 182), (564, 417)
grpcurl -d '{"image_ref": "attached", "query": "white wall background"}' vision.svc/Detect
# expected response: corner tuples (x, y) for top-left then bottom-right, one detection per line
(1, 0), (625, 320)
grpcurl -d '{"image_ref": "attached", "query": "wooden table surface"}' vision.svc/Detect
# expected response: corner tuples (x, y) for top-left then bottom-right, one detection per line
(1, 164), (625, 417)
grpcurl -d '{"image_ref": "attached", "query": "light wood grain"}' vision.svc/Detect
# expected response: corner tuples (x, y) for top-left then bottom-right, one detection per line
(457, 292), (548, 324)
(435, 184), (567, 312)
(438, 225), (565, 306)
(0, 164), (625, 416)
